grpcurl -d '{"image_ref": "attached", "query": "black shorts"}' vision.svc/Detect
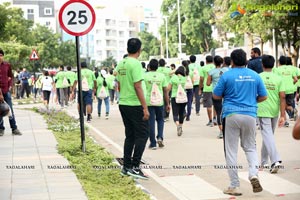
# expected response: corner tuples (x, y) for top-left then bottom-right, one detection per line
(203, 92), (213, 107)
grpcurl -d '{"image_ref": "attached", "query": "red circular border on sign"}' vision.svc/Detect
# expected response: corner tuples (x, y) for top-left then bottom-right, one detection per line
(59, 0), (96, 36)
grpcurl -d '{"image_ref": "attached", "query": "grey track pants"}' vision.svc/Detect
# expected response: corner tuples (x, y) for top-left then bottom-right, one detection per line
(224, 114), (259, 188)
(259, 117), (281, 166)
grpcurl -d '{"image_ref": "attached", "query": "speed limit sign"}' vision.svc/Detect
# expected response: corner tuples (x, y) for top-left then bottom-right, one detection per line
(59, 0), (96, 36)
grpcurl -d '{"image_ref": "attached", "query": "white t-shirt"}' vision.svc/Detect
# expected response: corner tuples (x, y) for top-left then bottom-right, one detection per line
(42, 76), (53, 91)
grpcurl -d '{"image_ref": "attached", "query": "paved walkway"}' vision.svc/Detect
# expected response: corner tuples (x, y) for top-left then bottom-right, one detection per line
(0, 106), (87, 200)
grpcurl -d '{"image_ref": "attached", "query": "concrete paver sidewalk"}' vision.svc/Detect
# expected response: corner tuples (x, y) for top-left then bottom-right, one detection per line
(0, 106), (87, 200)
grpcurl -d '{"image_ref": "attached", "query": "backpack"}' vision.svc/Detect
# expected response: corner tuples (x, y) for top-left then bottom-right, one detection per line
(98, 85), (107, 99)
(175, 84), (187, 103)
(193, 68), (200, 83)
(82, 77), (89, 91)
(62, 77), (69, 87)
(185, 76), (193, 89)
(150, 82), (163, 106)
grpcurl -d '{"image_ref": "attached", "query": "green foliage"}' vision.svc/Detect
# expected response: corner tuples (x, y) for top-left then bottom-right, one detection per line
(160, 0), (214, 56)
(138, 31), (161, 60)
(0, 3), (77, 70)
(33, 108), (150, 200)
(100, 56), (117, 68)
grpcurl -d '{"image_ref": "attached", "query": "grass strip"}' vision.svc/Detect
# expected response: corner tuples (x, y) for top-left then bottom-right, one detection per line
(33, 107), (150, 200)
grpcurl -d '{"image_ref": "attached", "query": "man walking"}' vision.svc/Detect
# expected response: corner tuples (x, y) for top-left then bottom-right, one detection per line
(116, 38), (149, 179)
(213, 49), (267, 196)
(257, 55), (285, 173)
(247, 47), (262, 73)
(19, 67), (31, 98)
(0, 49), (22, 136)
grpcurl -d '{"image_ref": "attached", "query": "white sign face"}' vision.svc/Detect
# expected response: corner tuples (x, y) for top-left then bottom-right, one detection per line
(59, 1), (95, 36)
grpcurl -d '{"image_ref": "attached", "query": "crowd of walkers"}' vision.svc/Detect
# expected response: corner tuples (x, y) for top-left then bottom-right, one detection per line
(2, 38), (300, 197)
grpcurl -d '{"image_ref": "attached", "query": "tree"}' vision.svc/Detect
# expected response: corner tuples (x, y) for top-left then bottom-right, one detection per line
(214, 0), (300, 65)
(57, 40), (77, 67)
(100, 56), (117, 69)
(32, 24), (61, 67)
(160, 0), (216, 57)
(138, 31), (161, 60)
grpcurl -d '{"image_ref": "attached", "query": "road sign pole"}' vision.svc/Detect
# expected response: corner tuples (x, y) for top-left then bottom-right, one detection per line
(76, 36), (86, 152)
(59, 0), (96, 153)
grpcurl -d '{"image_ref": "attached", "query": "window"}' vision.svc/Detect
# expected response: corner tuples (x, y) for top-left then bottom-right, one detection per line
(45, 21), (51, 26)
(44, 8), (52, 15)
(27, 9), (34, 14)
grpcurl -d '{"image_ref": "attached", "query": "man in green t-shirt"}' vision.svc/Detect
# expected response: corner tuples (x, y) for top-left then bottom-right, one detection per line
(116, 38), (149, 180)
(71, 62), (96, 122)
(199, 55), (216, 126)
(157, 58), (172, 121)
(189, 55), (201, 115)
(65, 66), (76, 102)
(272, 56), (298, 127)
(55, 65), (69, 108)
(257, 55), (285, 173)
(144, 59), (170, 149)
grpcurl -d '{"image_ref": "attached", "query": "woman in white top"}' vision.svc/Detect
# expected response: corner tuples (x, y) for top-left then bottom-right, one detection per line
(41, 71), (53, 109)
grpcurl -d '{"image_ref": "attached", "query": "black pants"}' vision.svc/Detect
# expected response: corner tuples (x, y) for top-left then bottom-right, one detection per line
(119, 105), (149, 168)
(212, 98), (223, 125)
(171, 98), (187, 124)
(21, 82), (30, 98)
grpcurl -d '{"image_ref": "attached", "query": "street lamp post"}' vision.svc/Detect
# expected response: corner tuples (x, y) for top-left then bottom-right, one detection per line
(177, 0), (182, 57)
(163, 16), (169, 59)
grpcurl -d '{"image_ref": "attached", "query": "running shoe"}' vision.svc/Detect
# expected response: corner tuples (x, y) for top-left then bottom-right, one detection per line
(270, 161), (282, 174)
(250, 176), (263, 193)
(223, 187), (242, 196)
(157, 138), (164, 148)
(127, 168), (149, 180)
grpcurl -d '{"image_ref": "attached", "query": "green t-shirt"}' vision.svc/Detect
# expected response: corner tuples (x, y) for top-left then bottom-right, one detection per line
(157, 66), (172, 83)
(106, 74), (116, 90)
(169, 75), (187, 98)
(116, 57), (144, 106)
(55, 71), (68, 89)
(65, 70), (76, 85)
(144, 71), (167, 106)
(35, 75), (43, 88)
(75, 68), (96, 90)
(257, 72), (285, 118)
(96, 76), (109, 97)
(272, 65), (297, 94)
(200, 63), (215, 92)
(296, 68), (300, 87)
(188, 63), (200, 86)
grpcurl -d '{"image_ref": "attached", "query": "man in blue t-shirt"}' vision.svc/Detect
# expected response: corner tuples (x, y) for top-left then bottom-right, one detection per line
(213, 49), (267, 196)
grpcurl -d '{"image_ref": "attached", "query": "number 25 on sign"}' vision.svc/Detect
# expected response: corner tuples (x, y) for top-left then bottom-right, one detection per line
(59, 0), (95, 36)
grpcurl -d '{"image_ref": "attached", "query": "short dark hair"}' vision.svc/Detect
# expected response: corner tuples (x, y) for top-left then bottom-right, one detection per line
(278, 56), (287, 65)
(189, 55), (196, 63)
(206, 55), (213, 63)
(67, 66), (72, 71)
(123, 54), (128, 58)
(223, 56), (231, 66)
(0, 49), (4, 56)
(127, 38), (141, 54)
(251, 47), (261, 56)
(158, 59), (166, 67)
(141, 61), (146, 69)
(286, 57), (292, 65)
(149, 59), (159, 71)
(214, 56), (223, 67)
(175, 66), (186, 77)
(231, 49), (247, 66)
(81, 62), (87, 68)
(200, 61), (205, 66)
(261, 55), (275, 68)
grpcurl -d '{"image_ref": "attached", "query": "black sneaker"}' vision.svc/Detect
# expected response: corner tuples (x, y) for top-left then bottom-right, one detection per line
(0, 129), (4, 136)
(127, 168), (149, 180)
(87, 114), (92, 123)
(120, 167), (129, 176)
(12, 129), (22, 135)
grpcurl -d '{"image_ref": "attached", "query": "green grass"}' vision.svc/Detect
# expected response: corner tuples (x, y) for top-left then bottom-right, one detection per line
(33, 107), (150, 200)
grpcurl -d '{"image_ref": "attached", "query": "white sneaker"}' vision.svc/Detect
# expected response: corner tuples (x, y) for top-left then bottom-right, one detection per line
(270, 161), (282, 174)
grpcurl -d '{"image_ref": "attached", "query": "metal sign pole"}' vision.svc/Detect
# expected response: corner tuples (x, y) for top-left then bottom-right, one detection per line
(75, 36), (86, 152)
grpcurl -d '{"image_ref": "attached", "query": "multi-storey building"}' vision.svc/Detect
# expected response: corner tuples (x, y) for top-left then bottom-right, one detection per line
(11, 0), (56, 32)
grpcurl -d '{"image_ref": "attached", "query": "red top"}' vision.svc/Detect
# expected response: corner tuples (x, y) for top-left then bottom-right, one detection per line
(0, 61), (13, 94)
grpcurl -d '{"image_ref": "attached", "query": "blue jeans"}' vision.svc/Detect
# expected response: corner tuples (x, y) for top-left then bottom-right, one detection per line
(148, 106), (164, 147)
(97, 96), (110, 115)
(0, 92), (17, 130)
(186, 89), (193, 118)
